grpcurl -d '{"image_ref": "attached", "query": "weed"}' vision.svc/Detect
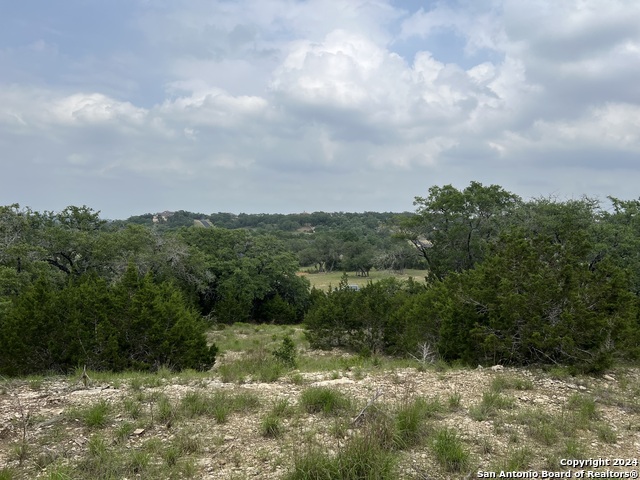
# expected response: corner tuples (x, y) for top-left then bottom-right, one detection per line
(512, 408), (558, 446)
(261, 414), (283, 438)
(218, 349), (285, 383)
(592, 422), (617, 443)
(469, 391), (515, 421)
(175, 432), (202, 454)
(162, 446), (180, 467)
(156, 394), (176, 424)
(130, 376), (143, 391)
(180, 390), (260, 423)
(123, 397), (142, 419)
(548, 366), (572, 380)
(114, 422), (135, 444)
(28, 376), (44, 391)
(503, 447), (534, 470)
(0, 468), (15, 480)
(87, 434), (109, 458)
(271, 398), (293, 418)
(567, 394), (599, 426)
(300, 387), (352, 416)
(491, 375), (534, 392)
(284, 433), (397, 480)
(560, 438), (587, 458)
(447, 391), (462, 410)
(124, 450), (150, 475)
(431, 427), (470, 472)
(85, 399), (110, 428)
(10, 441), (29, 466)
(33, 449), (60, 470)
(289, 372), (304, 385)
(43, 465), (74, 479)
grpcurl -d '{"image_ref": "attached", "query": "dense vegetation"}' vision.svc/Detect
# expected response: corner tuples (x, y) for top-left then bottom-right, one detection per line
(1, 181), (639, 376)
(307, 183), (640, 373)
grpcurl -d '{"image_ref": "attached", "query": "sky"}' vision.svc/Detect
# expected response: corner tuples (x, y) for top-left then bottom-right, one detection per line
(1, 0), (639, 219)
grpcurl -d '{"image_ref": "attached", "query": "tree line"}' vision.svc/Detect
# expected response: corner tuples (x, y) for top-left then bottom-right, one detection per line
(1, 181), (639, 375)
(306, 182), (640, 373)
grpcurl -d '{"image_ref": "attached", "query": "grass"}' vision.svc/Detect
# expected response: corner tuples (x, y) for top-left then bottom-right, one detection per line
(431, 427), (470, 472)
(393, 397), (435, 449)
(2, 322), (639, 480)
(180, 390), (261, 422)
(511, 408), (559, 445)
(567, 393), (600, 425)
(284, 433), (398, 480)
(469, 390), (516, 421)
(299, 387), (353, 415)
(66, 399), (111, 429)
(301, 269), (430, 291)
(490, 374), (534, 392)
(217, 348), (287, 383)
(260, 414), (284, 438)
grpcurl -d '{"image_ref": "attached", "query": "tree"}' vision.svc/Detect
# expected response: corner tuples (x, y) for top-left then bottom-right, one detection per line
(438, 227), (637, 371)
(401, 182), (521, 280)
(0, 265), (217, 376)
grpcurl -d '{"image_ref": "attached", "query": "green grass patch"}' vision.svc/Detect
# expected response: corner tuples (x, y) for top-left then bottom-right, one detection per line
(512, 408), (558, 446)
(303, 269), (429, 292)
(491, 374), (534, 392)
(66, 399), (111, 429)
(431, 427), (470, 473)
(567, 393), (600, 427)
(284, 433), (398, 480)
(179, 390), (260, 423)
(260, 414), (284, 438)
(469, 391), (515, 421)
(300, 387), (352, 416)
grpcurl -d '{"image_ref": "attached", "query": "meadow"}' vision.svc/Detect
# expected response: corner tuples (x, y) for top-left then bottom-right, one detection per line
(300, 269), (430, 291)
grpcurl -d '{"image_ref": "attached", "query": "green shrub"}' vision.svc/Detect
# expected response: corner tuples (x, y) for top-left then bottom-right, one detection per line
(273, 335), (298, 368)
(0, 266), (217, 375)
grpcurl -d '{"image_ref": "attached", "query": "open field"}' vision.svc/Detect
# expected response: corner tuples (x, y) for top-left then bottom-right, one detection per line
(300, 269), (430, 291)
(1, 324), (640, 479)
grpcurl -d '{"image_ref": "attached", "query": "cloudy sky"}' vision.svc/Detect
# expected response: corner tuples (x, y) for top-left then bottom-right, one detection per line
(1, 0), (639, 219)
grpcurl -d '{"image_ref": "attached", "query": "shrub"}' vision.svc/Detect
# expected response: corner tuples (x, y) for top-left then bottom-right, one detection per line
(273, 335), (298, 368)
(0, 265), (217, 375)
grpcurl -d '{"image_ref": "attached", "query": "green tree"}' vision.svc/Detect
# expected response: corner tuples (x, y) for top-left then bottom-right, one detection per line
(439, 227), (637, 371)
(401, 182), (520, 279)
(0, 265), (216, 376)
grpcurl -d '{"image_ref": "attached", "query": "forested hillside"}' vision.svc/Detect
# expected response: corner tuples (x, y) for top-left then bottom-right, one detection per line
(1, 182), (639, 376)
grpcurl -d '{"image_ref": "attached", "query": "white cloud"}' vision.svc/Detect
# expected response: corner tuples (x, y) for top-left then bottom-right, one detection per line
(49, 93), (147, 125)
(2, 0), (640, 217)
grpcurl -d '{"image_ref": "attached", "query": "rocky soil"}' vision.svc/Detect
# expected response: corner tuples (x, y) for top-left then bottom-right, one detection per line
(1, 361), (639, 479)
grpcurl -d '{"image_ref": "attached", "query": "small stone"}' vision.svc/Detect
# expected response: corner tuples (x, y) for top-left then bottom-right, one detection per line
(603, 374), (615, 381)
(133, 428), (145, 436)
(490, 365), (504, 372)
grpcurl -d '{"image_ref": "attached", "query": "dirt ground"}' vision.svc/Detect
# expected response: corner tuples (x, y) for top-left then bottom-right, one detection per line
(1, 361), (639, 479)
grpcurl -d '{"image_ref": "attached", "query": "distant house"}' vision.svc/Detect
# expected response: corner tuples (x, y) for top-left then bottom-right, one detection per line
(152, 211), (175, 223)
(296, 224), (315, 233)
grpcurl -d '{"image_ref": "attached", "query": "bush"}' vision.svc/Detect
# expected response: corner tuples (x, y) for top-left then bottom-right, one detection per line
(0, 265), (217, 376)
